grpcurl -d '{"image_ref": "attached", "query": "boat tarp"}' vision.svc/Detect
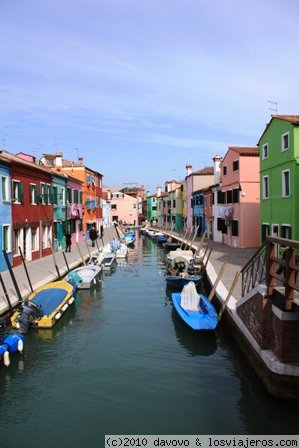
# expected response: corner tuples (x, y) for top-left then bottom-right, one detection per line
(180, 282), (201, 311)
(32, 288), (69, 315)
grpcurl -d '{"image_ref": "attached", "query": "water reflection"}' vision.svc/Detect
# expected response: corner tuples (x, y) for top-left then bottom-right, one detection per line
(171, 308), (217, 356)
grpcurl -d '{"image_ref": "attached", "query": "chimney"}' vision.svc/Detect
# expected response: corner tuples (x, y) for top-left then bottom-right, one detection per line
(156, 186), (161, 197)
(213, 155), (222, 184)
(54, 152), (63, 168)
(186, 164), (192, 176)
(78, 157), (84, 165)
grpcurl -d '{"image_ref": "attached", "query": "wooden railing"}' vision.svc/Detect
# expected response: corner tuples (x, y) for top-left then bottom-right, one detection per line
(241, 236), (299, 310)
(241, 243), (266, 296)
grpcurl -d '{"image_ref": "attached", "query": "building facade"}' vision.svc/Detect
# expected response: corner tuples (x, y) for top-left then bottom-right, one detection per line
(258, 115), (299, 245)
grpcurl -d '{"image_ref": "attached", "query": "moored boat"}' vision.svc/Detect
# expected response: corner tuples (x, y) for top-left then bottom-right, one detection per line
(166, 273), (201, 290)
(11, 280), (76, 333)
(66, 265), (102, 289)
(171, 282), (218, 330)
(0, 320), (25, 367)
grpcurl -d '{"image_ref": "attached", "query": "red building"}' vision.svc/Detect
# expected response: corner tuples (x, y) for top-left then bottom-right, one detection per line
(1, 151), (54, 266)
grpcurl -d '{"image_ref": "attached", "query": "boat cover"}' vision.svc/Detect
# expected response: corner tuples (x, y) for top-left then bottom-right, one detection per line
(180, 282), (201, 311)
(32, 288), (68, 315)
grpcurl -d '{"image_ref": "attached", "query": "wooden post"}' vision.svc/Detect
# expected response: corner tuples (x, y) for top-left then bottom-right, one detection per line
(85, 239), (91, 257)
(219, 271), (240, 319)
(208, 262), (227, 302)
(76, 242), (86, 266)
(180, 229), (190, 249)
(62, 252), (70, 273)
(18, 246), (33, 293)
(2, 250), (22, 303)
(51, 247), (61, 279)
(0, 273), (13, 311)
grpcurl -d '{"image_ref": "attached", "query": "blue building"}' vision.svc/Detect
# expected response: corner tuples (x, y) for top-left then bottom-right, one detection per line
(0, 159), (12, 271)
(192, 189), (206, 237)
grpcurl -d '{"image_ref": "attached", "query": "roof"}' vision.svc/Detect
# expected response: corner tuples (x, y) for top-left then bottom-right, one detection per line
(0, 150), (52, 174)
(258, 114), (299, 144)
(190, 166), (214, 176)
(271, 114), (299, 124)
(228, 146), (259, 156)
(61, 158), (103, 177)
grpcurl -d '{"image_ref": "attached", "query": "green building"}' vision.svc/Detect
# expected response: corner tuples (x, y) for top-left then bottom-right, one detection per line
(52, 173), (67, 251)
(258, 114), (299, 243)
(146, 192), (158, 223)
(169, 184), (184, 232)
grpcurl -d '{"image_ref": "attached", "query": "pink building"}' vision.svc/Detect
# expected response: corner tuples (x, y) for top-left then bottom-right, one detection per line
(108, 189), (138, 226)
(219, 147), (260, 248)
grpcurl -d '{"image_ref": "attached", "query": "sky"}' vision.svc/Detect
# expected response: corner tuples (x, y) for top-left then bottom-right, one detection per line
(0, 0), (299, 192)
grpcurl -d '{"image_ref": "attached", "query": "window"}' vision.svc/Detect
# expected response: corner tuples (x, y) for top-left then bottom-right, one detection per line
(217, 191), (225, 204)
(52, 186), (58, 205)
(13, 229), (22, 255)
(40, 183), (46, 204)
(1, 176), (9, 201)
(281, 132), (289, 151)
(31, 227), (39, 251)
(111, 204), (117, 210)
(232, 220), (239, 237)
(282, 170), (290, 197)
(47, 185), (51, 204)
(262, 176), (269, 199)
(86, 175), (91, 185)
(2, 225), (11, 252)
(233, 160), (239, 171)
(73, 189), (79, 204)
(79, 191), (83, 204)
(42, 225), (52, 249)
(262, 143), (268, 159)
(281, 225), (291, 240)
(232, 188), (240, 203)
(261, 224), (270, 243)
(12, 180), (24, 203)
(226, 190), (232, 204)
(223, 166), (227, 176)
(30, 184), (38, 204)
(86, 198), (91, 209)
(67, 187), (72, 204)
(173, 200), (176, 208)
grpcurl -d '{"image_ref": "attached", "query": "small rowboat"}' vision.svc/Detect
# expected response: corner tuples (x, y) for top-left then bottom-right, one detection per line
(172, 282), (218, 330)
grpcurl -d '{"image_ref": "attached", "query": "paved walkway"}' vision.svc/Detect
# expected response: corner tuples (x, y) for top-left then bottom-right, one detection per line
(0, 226), (119, 316)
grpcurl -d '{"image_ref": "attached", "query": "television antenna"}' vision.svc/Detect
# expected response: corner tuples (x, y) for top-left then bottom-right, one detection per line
(267, 100), (278, 113)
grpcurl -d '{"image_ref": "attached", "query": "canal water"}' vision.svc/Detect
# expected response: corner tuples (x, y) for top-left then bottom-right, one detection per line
(1, 235), (299, 447)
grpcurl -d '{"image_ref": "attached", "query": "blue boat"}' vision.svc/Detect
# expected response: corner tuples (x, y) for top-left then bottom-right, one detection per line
(157, 234), (167, 244)
(0, 320), (25, 367)
(172, 282), (218, 330)
(166, 274), (201, 290)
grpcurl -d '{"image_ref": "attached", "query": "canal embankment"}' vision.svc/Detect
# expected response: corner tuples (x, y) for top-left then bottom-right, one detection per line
(156, 227), (299, 400)
(0, 226), (119, 316)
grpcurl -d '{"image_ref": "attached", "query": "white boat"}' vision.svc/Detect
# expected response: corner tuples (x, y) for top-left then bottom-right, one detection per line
(166, 249), (194, 267)
(66, 265), (102, 289)
(111, 239), (128, 259)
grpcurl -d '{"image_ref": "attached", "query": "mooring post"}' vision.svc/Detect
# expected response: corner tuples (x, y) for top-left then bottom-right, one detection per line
(62, 251), (70, 272)
(2, 250), (22, 303)
(18, 246), (33, 293)
(0, 273), (13, 311)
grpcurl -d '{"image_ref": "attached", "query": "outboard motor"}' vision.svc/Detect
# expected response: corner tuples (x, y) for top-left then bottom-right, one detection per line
(17, 300), (43, 334)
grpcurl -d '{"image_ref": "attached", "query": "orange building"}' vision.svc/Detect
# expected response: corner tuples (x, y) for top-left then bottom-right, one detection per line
(41, 153), (103, 233)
